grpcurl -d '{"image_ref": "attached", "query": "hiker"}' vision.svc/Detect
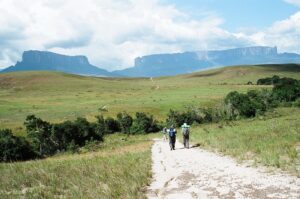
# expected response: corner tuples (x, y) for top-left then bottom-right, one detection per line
(181, 123), (190, 149)
(168, 125), (176, 150)
(162, 127), (168, 141)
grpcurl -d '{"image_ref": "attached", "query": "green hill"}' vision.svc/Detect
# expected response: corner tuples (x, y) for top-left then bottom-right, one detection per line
(1, 64), (300, 198)
(1, 64), (300, 132)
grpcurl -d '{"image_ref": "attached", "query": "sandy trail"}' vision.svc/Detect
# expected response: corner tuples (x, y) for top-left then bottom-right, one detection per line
(147, 139), (300, 199)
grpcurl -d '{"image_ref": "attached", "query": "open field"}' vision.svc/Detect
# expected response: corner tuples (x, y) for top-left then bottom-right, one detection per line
(0, 133), (156, 199)
(1, 64), (300, 133)
(189, 107), (300, 176)
(0, 64), (300, 198)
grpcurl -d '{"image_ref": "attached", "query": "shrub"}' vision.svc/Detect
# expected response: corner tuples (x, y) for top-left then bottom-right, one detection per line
(24, 115), (53, 156)
(117, 112), (133, 134)
(73, 117), (101, 145)
(293, 98), (300, 107)
(131, 112), (160, 134)
(167, 109), (183, 127)
(224, 91), (257, 118)
(166, 108), (219, 127)
(95, 115), (106, 137)
(25, 115), (104, 157)
(51, 121), (76, 152)
(272, 77), (300, 102)
(105, 117), (120, 134)
(257, 75), (280, 85)
(0, 129), (36, 162)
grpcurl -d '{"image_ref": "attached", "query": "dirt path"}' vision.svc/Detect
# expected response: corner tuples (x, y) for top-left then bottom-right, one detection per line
(147, 139), (300, 199)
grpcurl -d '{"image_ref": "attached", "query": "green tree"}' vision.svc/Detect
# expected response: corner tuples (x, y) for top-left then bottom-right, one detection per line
(0, 129), (35, 162)
(224, 91), (257, 118)
(131, 112), (159, 134)
(105, 117), (120, 134)
(117, 112), (133, 134)
(24, 115), (53, 156)
(272, 77), (300, 102)
(95, 115), (106, 138)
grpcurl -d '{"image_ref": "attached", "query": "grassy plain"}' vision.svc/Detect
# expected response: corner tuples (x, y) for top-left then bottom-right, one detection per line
(0, 64), (300, 198)
(0, 133), (156, 199)
(188, 107), (300, 176)
(1, 64), (299, 133)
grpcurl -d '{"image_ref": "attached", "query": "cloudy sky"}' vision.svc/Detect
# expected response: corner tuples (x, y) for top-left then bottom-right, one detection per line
(0, 0), (300, 71)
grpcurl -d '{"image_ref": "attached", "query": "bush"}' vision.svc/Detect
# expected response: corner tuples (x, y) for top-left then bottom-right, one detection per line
(25, 115), (104, 157)
(24, 115), (53, 156)
(224, 91), (258, 118)
(272, 77), (300, 102)
(95, 115), (106, 137)
(52, 118), (104, 151)
(105, 117), (120, 134)
(0, 129), (36, 162)
(257, 75), (280, 85)
(293, 98), (300, 107)
(166, 108), (220, 127)
(131, 112), (160, 134)
(117, 112), (133, 134)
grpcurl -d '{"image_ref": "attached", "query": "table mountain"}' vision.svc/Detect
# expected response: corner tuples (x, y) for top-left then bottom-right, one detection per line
(115, 46), (300, 77)
(1, 50), (112, 76)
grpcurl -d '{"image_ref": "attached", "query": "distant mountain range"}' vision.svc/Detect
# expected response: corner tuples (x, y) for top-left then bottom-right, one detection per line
(115, 46), (300, 77)
(1, 50), (112, 76)
(1, 46), (300, 77)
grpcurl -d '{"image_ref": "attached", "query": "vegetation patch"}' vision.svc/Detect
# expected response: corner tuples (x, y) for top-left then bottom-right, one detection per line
(0, 134), (154, 199)
(189, 108), (300, 176)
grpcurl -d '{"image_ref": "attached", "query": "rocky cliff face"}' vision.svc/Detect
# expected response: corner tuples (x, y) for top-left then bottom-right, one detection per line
(2, 47), (300, 77)
(2, 50), (112, 76)
(116, 46), (300, 77)
(21, 51), (90, 67)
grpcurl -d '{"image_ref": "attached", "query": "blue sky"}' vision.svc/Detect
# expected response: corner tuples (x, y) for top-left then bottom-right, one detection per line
(0, 0), (300, 70)
(166, 0), (299, 30)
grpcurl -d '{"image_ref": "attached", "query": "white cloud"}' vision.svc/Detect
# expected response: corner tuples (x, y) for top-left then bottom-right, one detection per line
(236, 11), (300, 53)
(284, 0), (300, 7)
(0, 0), (299, 71)
(0, 0), (248, 70)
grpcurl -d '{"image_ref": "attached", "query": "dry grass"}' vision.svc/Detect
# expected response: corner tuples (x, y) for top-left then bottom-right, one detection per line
(0, 134), (156, 199)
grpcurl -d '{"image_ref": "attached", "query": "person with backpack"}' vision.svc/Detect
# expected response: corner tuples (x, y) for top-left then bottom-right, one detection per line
(168, 125), (177, 150)
(162, 127), (168, 141)
(181, 123), (190, 149)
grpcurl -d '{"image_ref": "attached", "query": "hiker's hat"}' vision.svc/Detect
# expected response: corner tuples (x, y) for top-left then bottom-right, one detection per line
(182, 123), (190, 128)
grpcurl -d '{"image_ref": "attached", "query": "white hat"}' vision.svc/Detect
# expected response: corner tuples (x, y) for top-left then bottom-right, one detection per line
(181, 123), (190, 128)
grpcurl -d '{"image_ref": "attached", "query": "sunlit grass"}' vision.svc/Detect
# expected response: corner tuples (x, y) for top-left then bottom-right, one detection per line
(190, 107), (300, 176)
(1, 65), (299, 133)
(0, 133), (157, 199)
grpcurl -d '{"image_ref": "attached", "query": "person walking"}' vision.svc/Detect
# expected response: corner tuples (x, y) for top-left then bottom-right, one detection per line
(168, 125), (176, 150)
(181, 123), (190, 149)
(162, 127), (168, 141)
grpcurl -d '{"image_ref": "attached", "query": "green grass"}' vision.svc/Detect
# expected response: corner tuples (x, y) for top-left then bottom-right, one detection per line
(1, 64), (299, 133)
(0, 64), (300, 198)
(0, 133), (157, 199)
(189, 107), (300, 176)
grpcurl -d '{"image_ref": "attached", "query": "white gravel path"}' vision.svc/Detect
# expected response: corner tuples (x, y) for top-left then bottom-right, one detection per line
(147, 139), (300, 199)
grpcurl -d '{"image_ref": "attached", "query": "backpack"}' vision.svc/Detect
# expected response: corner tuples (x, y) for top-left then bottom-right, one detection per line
(183, 128), (189, 136)
(169, 128), (176, 137)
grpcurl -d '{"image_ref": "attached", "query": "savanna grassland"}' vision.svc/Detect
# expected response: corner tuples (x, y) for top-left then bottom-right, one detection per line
(0, 133), (155, 199)
(0, 64), (300, 198)
(1, 64), (299, 133)
(189, 107), (300, 176)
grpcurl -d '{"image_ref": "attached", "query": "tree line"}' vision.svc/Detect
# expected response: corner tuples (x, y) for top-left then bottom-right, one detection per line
(166, 76), (300, 127)
(0, 112), (160, 162)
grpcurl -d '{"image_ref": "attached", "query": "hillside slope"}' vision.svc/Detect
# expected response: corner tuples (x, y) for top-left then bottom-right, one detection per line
(0, 64), (299, 131)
